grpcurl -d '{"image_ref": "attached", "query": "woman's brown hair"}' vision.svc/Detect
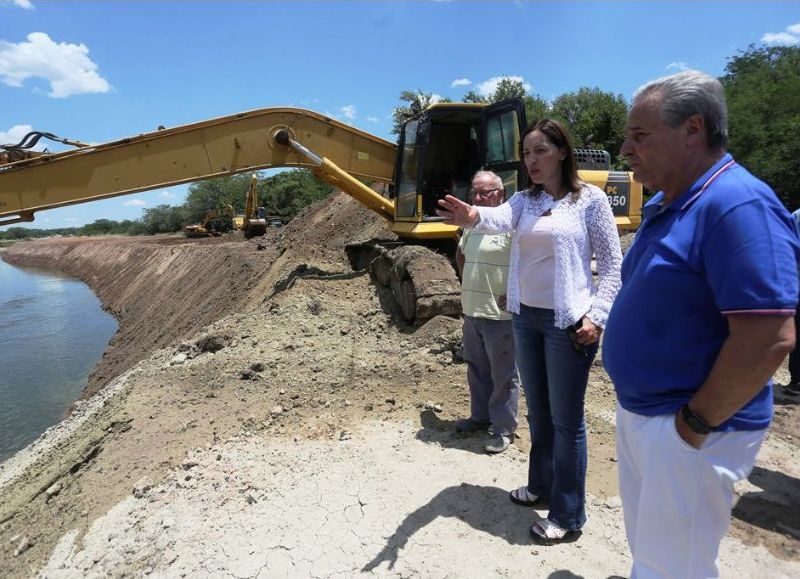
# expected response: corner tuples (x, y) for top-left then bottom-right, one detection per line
(522, 118), (582, 197)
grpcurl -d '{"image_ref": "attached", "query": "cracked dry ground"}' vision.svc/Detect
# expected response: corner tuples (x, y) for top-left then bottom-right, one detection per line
(0, 192), (799, 577)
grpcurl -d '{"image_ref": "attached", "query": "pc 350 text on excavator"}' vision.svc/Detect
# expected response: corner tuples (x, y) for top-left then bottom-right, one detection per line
(0, 98), (642, 322)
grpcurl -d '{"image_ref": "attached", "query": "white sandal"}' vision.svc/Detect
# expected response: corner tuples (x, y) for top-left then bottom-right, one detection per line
(530, 519), (580, 544)
(509, 486), (540, 507)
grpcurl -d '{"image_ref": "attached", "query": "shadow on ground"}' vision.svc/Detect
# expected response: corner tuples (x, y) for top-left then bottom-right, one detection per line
(733, 466), (800, 541)
(414, 409), (494, 455)
(362, 483), (535, 571)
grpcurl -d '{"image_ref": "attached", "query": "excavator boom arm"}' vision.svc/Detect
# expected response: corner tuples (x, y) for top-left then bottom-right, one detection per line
(0, 107), (397, 226)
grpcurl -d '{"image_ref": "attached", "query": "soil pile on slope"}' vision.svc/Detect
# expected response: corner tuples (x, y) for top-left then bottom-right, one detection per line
(3, 192), (394, 397)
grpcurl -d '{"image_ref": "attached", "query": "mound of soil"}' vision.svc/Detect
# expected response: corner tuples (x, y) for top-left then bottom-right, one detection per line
(3, 192), (394, 397)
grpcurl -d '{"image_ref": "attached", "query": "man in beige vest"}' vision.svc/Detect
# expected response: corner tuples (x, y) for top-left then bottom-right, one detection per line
(455, 170), (520, 453)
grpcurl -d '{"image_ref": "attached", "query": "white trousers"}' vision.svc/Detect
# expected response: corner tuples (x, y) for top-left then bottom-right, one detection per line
(616, 404), (766, 579)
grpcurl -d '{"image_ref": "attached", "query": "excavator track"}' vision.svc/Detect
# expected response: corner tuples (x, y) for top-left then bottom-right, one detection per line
(345, 240), (461, 323)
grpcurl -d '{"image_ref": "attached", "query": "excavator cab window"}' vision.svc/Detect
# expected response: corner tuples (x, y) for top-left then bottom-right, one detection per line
(395, 119), (420, 219)
(482, 99), (526, 196)
(420, 119), (481, 219)
(393, 99), (525, 221)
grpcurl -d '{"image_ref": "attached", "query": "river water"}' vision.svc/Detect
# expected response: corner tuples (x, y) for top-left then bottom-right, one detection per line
(0, 256), (118, 463)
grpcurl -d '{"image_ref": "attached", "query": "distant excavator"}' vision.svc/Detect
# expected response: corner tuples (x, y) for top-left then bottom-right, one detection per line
(184, 208), (227, 238)
(230, 175), (267, 238)
(0, 100), (643, 321)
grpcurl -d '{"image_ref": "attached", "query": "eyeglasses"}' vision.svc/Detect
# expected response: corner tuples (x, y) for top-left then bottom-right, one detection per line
(470, 187), (502, 197)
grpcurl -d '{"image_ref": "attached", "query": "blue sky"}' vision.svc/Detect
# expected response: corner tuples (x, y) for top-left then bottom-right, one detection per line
(1, 0), (799, 229)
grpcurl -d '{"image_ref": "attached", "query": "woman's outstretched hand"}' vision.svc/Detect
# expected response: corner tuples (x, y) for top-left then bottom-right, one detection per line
(436, 195), (479, 227)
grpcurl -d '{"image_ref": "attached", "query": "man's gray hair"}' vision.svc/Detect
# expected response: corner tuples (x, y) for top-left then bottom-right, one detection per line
(472, 170), (504, 190)
(633, 70), (728, 149)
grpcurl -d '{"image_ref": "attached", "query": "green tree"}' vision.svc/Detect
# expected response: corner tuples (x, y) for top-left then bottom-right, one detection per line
(460, 77), (549, 129)
(184, 173), (254, 223)
(462, 90), (487, 104)
(523, 95), (549, 127)
(492, 78), (527, 101)
(82, 218), (116, 236)
(126, 221), (148, 236)
(260, 169), (333, 218)
(490, 79), (551, 126)
(721, 44), (800, 209)
(391, 91), (452, 135)
(0, 227), (34, 240)
(140, 204), (185, 234)
(550, 87), (629, 163)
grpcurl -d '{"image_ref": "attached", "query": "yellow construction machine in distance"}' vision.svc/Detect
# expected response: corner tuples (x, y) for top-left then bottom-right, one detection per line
(184, 208), (228, 238)
(238, 174), (267, 238)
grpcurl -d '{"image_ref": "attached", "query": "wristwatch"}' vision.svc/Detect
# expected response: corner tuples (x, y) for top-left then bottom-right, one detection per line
(680, 404), (713, 435)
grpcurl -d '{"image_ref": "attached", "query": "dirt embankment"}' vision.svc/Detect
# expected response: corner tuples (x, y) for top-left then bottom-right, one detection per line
(2, 193), (393, 398)
(0, 192), (798, 578)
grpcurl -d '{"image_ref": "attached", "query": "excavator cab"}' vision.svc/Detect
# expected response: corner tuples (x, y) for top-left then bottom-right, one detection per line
(393, 98), (526, 222)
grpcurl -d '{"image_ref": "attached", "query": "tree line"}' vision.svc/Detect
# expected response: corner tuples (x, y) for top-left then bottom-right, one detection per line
(395, 45), (799, 209)
(1, 44), (796, 242)
(0, 169), (334, 240)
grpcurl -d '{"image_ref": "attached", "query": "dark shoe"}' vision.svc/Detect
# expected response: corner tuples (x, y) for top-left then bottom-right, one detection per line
(455, 418), (490, 433)
(784, 382), (800, 396)
(485, 433), (511, 454)
(509, 485), (541, 507)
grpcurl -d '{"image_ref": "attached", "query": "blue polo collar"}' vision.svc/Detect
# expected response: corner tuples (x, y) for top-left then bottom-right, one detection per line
(642, 153), (735, 220)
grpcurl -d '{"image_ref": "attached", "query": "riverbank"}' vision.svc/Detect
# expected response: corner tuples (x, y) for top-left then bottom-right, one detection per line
(0, 192), (798, 577)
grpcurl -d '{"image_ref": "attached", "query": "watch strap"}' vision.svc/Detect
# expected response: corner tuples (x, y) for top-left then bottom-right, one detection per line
(681, 404), (713, 435)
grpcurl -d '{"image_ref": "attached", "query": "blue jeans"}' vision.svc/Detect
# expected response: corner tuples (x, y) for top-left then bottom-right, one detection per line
(512, 305), (598, 531)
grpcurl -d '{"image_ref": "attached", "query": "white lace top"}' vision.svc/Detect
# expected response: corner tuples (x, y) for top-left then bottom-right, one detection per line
(472, 183), (623, 329)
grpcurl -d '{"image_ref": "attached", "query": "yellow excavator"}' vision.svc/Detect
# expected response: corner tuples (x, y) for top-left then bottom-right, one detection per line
(0, 100), (642, 321)
(231, 175), (267, 238)
(184, 208), (225, 238)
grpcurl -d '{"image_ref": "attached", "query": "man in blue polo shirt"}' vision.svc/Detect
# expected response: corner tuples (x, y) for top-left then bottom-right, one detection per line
(603, 70), (799, 578)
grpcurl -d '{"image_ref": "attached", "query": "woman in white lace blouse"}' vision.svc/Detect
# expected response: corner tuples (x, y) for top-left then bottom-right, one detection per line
(437, 119), (622, 543)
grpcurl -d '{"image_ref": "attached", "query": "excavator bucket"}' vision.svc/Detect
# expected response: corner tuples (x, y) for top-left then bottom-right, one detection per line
(244, 219), (267, 238)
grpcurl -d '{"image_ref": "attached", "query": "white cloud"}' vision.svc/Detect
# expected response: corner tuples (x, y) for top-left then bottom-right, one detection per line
(64, 217), (77, 223)
(0, 123), (39, 148)
(476, 76), (531, 97)
(123, 199), (146, 207)
(451, 78), (471, 87)
(666, 62), (690, 71)
(0, 32), (112, 98)
(366, 116), (379, 123)
(340, 105), (356, 120)
(159, 190), (176, 199)
(762, 31), (799, 46)
(762, 22), (800, 46)
(4, 0), (33, 9)
(430, 93), (445, 104)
